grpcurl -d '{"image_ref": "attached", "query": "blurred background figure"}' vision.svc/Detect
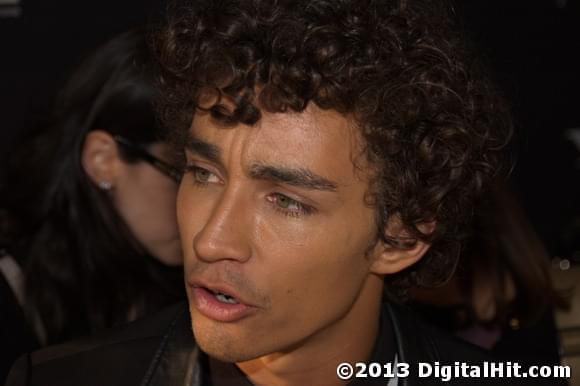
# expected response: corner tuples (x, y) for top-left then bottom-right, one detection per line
(410, 185), (570, 369)
(0, 30), (185, 383)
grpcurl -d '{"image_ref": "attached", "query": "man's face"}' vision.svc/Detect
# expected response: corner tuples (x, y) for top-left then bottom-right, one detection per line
(178, 104), (382, 362)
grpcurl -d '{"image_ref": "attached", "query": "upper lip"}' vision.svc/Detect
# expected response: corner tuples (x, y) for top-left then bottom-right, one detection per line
(188, 278), (256, 307)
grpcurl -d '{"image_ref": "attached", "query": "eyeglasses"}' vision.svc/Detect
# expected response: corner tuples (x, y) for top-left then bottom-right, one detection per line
(113, 135), (182, 183)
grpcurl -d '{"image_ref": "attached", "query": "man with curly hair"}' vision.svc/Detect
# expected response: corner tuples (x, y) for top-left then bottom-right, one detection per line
(6, 1), (557, 385)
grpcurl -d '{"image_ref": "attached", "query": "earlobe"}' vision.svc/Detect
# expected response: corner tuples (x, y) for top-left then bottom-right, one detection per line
(81, 130), (121, 189)
(369, 218), (434, 275)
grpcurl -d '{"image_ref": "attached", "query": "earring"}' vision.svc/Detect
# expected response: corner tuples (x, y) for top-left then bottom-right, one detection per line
(98, 181), (112, 190)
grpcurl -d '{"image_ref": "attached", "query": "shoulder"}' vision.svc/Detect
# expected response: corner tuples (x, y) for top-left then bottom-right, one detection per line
(387, 302), (490, 360)
(0, 258), (40, 386)
(0, 254), (23, 305)
(0, 256), (24, 318)
(386, 303), (559, 385)
(4, 302), (188, 386)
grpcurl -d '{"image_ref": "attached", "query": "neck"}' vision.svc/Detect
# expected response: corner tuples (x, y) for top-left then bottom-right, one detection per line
(236, 275), (384, 386)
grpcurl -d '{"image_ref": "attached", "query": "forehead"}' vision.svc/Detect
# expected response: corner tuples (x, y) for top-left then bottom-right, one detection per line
(189, 105), (367, 185)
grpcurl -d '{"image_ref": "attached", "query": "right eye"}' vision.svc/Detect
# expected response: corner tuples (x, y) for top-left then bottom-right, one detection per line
(185, 165), (221, 185)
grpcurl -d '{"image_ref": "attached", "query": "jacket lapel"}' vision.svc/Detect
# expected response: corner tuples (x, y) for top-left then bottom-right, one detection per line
(386, 303), (442, 386)
(140, 306), (202, 386)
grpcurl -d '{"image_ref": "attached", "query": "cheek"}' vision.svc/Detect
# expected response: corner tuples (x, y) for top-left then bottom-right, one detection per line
(116, 170), (179, 243)
(154, 183), (179, 229)
(139, 177), (179, 237)
(257, 212), (374, 325)
(176, 184), (192, 249)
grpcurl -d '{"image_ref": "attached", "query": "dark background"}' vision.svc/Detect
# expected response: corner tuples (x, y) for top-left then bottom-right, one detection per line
(0, 0), (163, 153)
(1, 0), (579, 258)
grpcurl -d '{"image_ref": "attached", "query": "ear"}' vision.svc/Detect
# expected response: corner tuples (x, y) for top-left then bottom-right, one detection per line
(369, 217), (435, 275)
(81, 130), (121, 189)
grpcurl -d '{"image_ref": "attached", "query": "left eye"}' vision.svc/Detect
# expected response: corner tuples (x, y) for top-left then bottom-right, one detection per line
(273, 193), (301, 210)
(266, 193), (314, 217)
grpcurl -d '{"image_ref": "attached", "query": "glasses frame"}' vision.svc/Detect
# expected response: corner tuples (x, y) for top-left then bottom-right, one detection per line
(113, 135), (182, 183)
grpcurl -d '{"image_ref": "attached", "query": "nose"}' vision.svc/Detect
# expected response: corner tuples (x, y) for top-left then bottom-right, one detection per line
(193, 187), (253, 264)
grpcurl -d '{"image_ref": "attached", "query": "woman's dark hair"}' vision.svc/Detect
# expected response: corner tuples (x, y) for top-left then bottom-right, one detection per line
(154, 0), (513, 297)
(459, 186), (569, 325)
(0, 30), (183, 344)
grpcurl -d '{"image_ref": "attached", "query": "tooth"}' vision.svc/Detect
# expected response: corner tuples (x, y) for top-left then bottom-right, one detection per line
(215, 292), (239, 304)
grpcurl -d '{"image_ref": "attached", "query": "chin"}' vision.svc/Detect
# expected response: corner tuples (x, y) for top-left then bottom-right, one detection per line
(191, 320), (266, 363)
(195, 333), (261, 363)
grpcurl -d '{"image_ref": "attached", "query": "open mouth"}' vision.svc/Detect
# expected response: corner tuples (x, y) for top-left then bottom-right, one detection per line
(208, 288), (240, 305)
(190, 283), (254, 322)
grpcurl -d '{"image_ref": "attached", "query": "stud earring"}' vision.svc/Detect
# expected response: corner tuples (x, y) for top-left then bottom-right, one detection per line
(98, 181), (112, 190)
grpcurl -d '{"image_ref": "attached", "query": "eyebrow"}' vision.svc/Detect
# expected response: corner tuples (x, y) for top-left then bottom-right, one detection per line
(185, 136), (222, 164)
(249, 163), (338, 192)
(185, 135), (338, 192)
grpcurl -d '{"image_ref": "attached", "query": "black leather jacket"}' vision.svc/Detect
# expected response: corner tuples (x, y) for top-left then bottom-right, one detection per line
(5, 302), (560, 386)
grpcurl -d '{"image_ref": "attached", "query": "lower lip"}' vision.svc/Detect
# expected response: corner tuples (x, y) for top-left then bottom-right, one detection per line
(191, 287), (254, 323)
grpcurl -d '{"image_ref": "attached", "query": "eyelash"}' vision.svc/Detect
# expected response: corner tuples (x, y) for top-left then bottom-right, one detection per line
(266, 193), (315, 218)
(184, 164), (315, 218)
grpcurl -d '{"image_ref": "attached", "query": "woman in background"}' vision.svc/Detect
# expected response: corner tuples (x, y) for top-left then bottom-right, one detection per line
(0, 30), (184, 382)
(410, 185), (569, 368)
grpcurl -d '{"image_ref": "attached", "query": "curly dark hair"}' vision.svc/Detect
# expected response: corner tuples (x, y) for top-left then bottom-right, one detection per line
(154, 0), (513, 297)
